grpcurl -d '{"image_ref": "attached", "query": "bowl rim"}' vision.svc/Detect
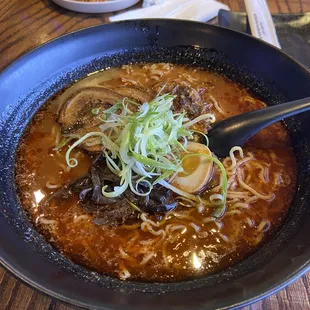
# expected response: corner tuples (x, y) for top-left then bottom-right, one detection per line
(1, 18), (310, 310)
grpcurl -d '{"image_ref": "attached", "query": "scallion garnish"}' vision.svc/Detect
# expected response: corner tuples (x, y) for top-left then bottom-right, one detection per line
(65, 93), (227, 214)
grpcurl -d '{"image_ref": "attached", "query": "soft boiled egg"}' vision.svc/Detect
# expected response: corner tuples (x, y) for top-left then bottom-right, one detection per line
(171, 142), (213, 194)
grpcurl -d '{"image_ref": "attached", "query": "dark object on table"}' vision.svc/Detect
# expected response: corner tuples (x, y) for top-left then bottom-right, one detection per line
(0, 19), (310, 310)
(218, 10), (310, 68)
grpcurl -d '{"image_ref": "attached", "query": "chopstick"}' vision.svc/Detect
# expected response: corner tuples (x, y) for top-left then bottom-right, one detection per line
(244, 0), (281, 48)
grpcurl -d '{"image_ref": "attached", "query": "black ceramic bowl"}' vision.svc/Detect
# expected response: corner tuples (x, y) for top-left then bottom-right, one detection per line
(1, 19), (310, 310)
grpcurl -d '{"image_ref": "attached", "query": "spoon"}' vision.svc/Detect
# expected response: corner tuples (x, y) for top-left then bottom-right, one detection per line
(207, 97), (310, 157)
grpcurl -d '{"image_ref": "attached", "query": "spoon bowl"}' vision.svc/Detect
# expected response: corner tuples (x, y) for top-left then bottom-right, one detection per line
(208, 97), (310, 157)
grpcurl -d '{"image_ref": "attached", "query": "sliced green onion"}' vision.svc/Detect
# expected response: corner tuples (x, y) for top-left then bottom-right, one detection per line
(64, 92), (224, 218)
(53, 137), (74, 151)
(132, 152), (178, 171)
(92, 108), (100, 115)
(191, 129), (209, 146)
(102, 170), (130, 198)
(125, 198), (143, 212)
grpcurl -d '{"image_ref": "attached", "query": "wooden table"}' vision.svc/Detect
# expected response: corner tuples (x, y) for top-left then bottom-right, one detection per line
(1, 0), (310, 309)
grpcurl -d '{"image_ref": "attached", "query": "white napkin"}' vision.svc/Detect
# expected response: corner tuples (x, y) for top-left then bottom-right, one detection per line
(110, 0), (229, 23)
(244, 0), (281, 48)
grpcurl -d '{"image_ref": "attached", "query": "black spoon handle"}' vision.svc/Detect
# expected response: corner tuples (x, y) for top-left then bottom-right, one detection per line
(208, 97), (310, 157)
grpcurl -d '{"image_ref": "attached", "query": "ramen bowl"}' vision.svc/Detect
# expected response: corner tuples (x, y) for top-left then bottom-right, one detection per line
(0, 19), (310, 309)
